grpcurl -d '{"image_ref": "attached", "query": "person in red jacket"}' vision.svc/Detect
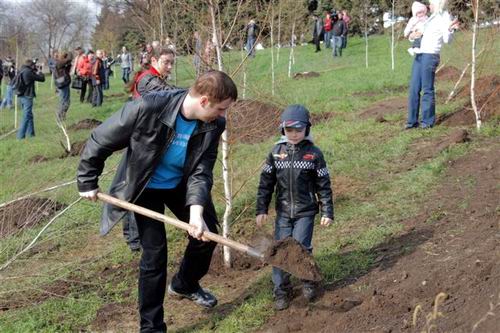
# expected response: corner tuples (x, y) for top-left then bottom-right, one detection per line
(78, 51), (94, 104)
(132, 48), (176, 99)
(323, 12), (332, 48)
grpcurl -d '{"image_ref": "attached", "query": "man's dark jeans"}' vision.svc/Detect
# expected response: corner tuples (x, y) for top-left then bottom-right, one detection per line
(407, 53), (440, 128)
(92, 84), (103, 107)
(17, 96), (35, 139)
(135, 187), (218, 333)
(272, 215), (315, 297)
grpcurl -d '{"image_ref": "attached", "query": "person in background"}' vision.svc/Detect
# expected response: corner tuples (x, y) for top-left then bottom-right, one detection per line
(341, 9), (351, 48)
(91, 50), (105, 107)
(1, 57), (16, 110)
(103, 52), (115, 90)
(323, 12), (333, 49)
(245, 19), (259, 57)
(406, 0), (459, 129)
(54, 51), (73, 120)
(256, 105), (334, 311)
(16, 59), (46, 139)
(119, 46), (133, 84)
(132, 48), (175, 99)
(331, 11), (347, 57)
(312, 14), (323, 53)
(193, 31), (202, 77)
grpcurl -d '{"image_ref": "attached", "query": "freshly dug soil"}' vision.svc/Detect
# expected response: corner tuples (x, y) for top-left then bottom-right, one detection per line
(60, 140), (86, 158)
(68, 119), (102, 130)
(293, 71), (320, 79)
(0, 197), (66, 239)
(436, 66), (462, 81)
(358, 97), (407, 120)
(438, 75), (499, 126)
(264, 237), (323, 282)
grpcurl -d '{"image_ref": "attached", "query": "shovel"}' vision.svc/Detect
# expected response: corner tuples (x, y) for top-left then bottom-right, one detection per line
(97, 192), (322, 281)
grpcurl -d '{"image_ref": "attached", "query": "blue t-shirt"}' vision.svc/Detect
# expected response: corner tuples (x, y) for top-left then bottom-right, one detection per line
(147, 113), (197, 189)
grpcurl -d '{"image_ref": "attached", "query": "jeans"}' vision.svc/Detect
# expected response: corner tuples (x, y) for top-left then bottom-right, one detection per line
(0, 84), (14, 109)
(122, 67), (131, 83)
(134, 187), (218, 332)
(272, 215), (315, 297)
(92, 84), (103, 107)
(332, 36), (343, 56)
(407, 53), (440, 128)
(103, 69), (111, 90)
(323, 31), (332, 48)
(57, 85), (70, 120)
(246, 36), (256, 57)
(17, 96), (35, 139)
(342, 35), (347, 48)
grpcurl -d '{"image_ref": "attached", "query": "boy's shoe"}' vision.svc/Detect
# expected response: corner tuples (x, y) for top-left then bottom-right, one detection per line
(407, 48), (416, 57)
(275, 295), (290, 311)
(167, 284), (218, 308)
(303, 285), (317, 302)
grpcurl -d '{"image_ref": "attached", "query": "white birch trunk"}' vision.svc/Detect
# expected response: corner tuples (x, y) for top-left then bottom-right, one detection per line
(445, 63), (470, 104)
(288, 21), (296, 78)
(14, 37), (19, 129)
(391, 0), (395, 70)
(277, 1), (282, 64)
(365, 31), (369, 68)
(470, 0), (481, 130)
(271, 6), (275, 96)
(209, 0), (232, 267)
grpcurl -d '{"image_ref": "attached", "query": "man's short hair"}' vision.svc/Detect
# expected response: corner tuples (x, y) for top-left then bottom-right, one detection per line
(154, 48), (175, 59)
(190, 70), (238, 103)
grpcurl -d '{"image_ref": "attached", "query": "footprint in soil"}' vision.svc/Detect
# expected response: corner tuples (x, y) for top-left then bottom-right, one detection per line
(332, 298), (363, 312)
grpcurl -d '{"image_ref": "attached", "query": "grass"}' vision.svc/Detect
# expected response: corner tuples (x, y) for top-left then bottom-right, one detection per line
(0, 29), (498, 332)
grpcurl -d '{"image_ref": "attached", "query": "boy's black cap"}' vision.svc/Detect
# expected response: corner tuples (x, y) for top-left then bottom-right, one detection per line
(280, 105), (311, 128)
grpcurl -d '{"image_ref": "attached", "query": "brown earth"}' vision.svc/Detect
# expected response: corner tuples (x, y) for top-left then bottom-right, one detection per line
(391, 128), (471, 173)
(0, 197), (66, 239)
(437, 75), (500, 127)
(293, 72), (320, 79)
(352, 85), (406, 98)
(60, 140), (86, 158)
(227, 100), (336, 144)
(257, 138), (500, 333)
(358, 97), (407, 120)
(68, 119), (102, 131)
(436, 66), (463, 81)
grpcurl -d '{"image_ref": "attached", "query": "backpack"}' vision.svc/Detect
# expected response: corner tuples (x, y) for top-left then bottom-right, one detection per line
(13, 69), (28, 96)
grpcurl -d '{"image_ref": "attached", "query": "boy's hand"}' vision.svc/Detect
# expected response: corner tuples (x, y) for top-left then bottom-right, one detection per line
(256, 214), (268, 228)
(320, 216), (333, 227)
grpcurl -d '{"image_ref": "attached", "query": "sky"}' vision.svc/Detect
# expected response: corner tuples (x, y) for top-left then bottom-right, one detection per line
(4, 0), (101, 16)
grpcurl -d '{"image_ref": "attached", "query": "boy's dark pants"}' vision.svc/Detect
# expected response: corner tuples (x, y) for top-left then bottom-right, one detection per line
(134, 187), (218, 333)
(272, 215), (315, 297)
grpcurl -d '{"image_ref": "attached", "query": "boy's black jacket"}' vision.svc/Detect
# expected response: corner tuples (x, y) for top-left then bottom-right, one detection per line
(256, 139), (334, 219)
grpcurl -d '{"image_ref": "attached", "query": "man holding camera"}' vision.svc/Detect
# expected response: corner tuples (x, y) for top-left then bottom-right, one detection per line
(16, 58), (45, 140)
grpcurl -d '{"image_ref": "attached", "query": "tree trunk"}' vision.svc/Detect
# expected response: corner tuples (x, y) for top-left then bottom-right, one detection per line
(209, 0), (232, 268)
(391, 0), (395, 70)
(288, 21), (295, 78)
(271, 5), (275, 96)
(470, 0), (481, 130)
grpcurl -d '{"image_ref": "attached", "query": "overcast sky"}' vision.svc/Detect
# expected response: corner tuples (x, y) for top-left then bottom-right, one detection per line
(4, 0), (101, 16)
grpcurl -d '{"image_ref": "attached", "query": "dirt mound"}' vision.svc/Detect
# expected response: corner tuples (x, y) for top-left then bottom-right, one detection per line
(29, 155), (49, 164)
(359, 97), (407, 120)
(209, 245), (265, 274)
(265, 237), (323, 282)
(436, 66), (462, 81)
(352, 85), (406, 98)
(0, 197), (66, 239)
(438, 75), (500, 126)
(227, 99), (281, 144)
(60, 140), (86, 158)
(310, 112), (336, 124)
(91, 302), (137, 332)
(293, 72), (320, 79)
(392, 129), (471, 172)
(258, 139), (500, 333)
(68, 119), (102, 130)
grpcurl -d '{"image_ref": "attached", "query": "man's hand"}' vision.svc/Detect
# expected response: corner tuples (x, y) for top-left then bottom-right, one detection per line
(79, 188), (99, 202)
(320, 216), (333, 227)
(256, 214), (268, 228)
(409, 31), (423, 40)
(96, 80), (101, 85)
(189, 205), (209, 242)
(449, 19), (460, 32)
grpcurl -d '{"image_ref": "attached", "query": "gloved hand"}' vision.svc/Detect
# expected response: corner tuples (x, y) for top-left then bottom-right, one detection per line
(79, 188), (99, 202)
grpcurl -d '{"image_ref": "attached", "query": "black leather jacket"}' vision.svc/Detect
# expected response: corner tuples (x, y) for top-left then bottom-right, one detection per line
(256, 139), (334, 219)
(77, 89), (225, 235)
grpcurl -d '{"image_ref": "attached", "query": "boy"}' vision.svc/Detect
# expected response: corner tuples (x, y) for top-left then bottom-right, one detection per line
(256, 105), (334, 310)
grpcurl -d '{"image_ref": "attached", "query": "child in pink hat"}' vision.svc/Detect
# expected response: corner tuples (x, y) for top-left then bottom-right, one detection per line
(404, 1), (429, 56)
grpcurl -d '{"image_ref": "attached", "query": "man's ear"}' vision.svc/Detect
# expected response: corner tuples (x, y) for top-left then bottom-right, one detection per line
(200, 96), (209, 107)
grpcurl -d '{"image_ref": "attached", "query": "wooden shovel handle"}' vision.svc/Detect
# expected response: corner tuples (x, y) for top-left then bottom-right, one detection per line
(97, 192), (264, 259)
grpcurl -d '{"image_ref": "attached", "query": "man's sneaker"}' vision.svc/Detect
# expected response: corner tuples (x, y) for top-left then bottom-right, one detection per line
(407, 48), (416, 57)
(274, 295), (289, 311)
(168, 284), (218, 308)
(303, 285), (317, 302)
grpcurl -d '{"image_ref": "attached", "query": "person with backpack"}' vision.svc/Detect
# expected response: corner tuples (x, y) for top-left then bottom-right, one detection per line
(54, 52), (73, 121)
(15, 59), (45, 139)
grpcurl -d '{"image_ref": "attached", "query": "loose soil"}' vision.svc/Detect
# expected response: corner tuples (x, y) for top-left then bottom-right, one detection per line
(68, 119), (102, 131)
(227, 100), (338, 144)
(391, 128), (471, 173)
(257, 138), (500, 333)
(358, 97), (407, 120)
(293, 72), (320, 79)
(436, 66), (463, 81)
(437, 75), (500, 127)
(264, 237), (323, 282)
(60, 140), (86, 158)
(0, 197), (66, 239)
(352, 85), (406, 98)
